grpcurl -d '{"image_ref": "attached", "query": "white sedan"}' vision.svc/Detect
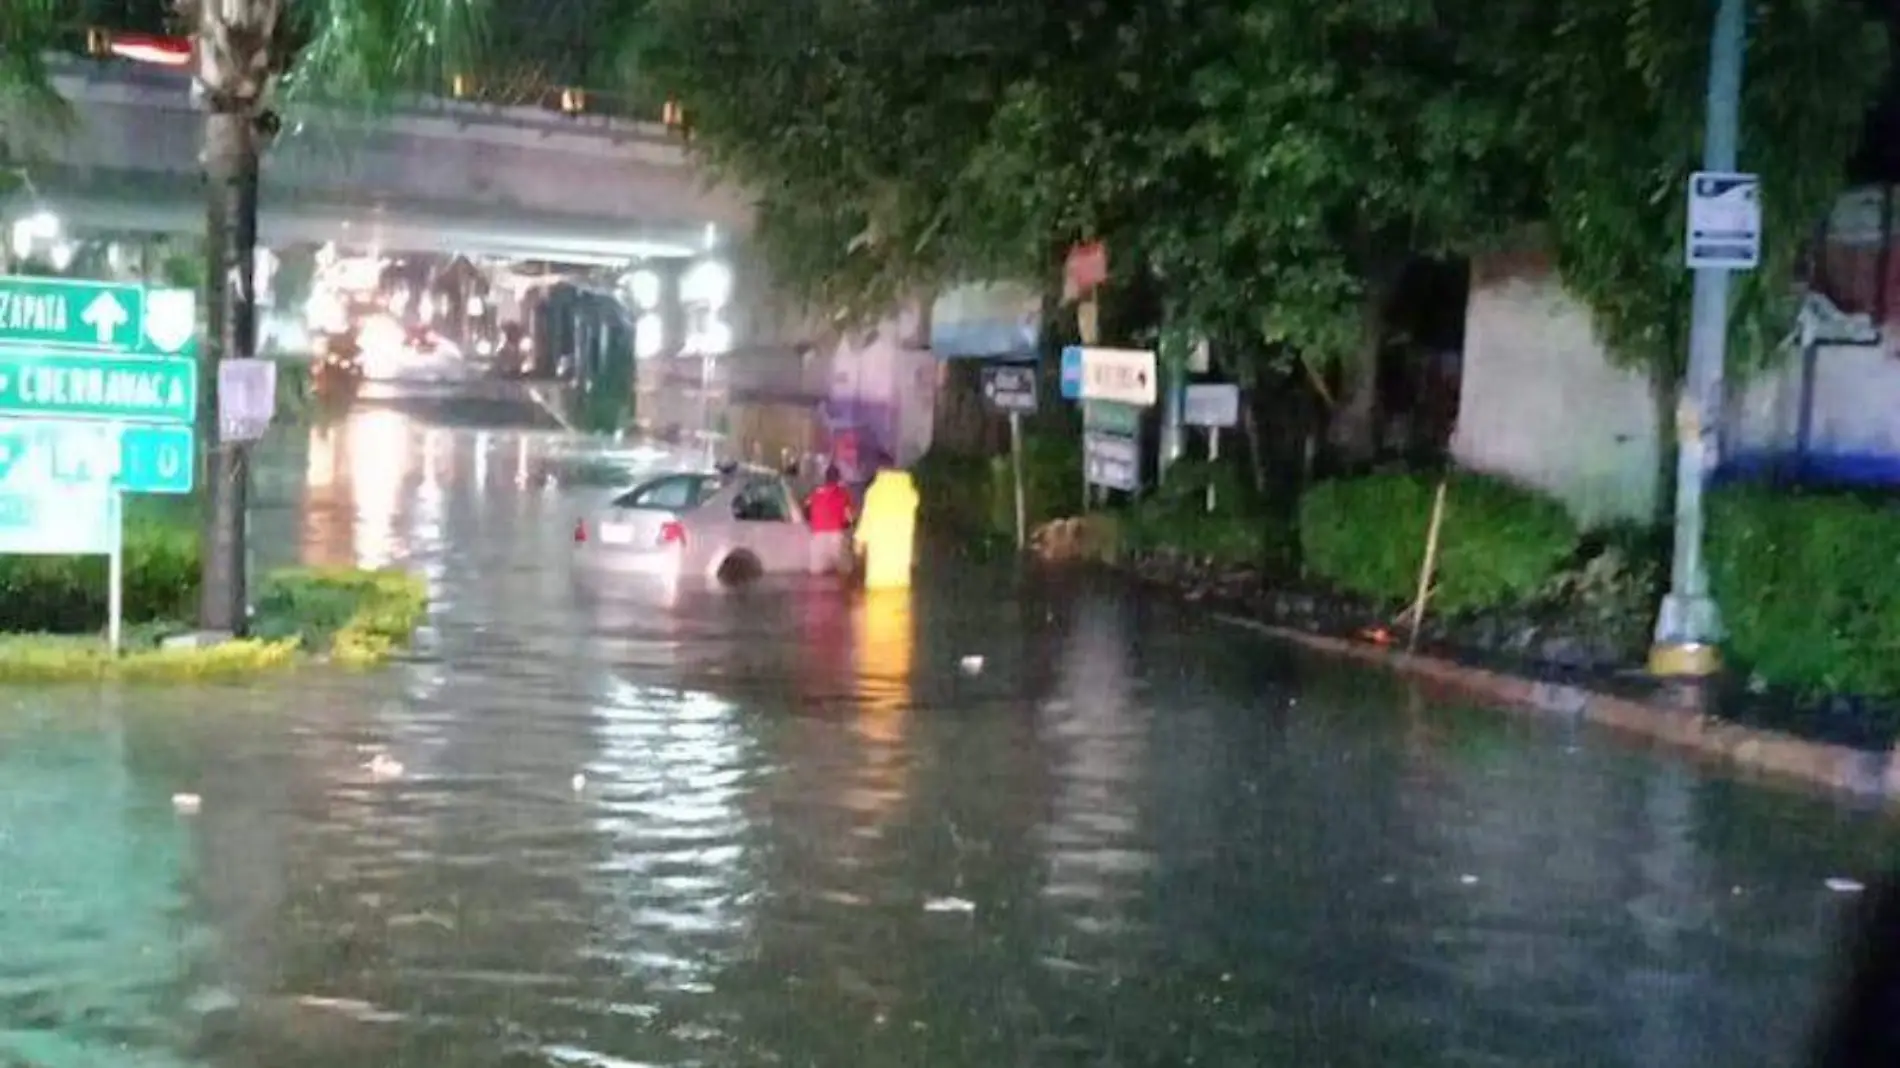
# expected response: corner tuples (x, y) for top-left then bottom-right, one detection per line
(572, 469), (820, 583)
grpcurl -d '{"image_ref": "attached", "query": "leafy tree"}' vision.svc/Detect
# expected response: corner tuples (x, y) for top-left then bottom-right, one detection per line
(0, 0), (66, 214)
(4, 0), (487, 629)
(627, 0), (1038, 322)
(1491, 0), (1886, 380)
(179, 0), (488, 632)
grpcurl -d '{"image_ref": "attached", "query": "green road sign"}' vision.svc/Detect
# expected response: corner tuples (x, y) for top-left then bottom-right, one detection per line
(0, 418), (199, 495)
(1083, 399), (1142, 437)
(0, 351), (195, 424)
(0, 276), (199, 357)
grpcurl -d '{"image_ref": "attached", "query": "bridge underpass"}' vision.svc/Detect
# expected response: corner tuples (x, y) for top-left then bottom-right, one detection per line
(8, 54), (751, 265)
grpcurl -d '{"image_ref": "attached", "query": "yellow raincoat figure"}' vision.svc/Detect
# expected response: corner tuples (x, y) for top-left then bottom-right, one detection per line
(854, 468), (919, 589)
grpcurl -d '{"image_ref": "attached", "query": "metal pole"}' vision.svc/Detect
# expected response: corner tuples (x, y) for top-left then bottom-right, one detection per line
(107, 492), (123, 655)
(1159, 328), (1187, 480)
(1651, 0), (1744, 678)
(1010, 410), (1027, 549)
(1206, 429), (1220, 514)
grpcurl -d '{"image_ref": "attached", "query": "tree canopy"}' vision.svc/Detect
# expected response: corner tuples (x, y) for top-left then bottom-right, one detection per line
(629, 0), (1890, 380)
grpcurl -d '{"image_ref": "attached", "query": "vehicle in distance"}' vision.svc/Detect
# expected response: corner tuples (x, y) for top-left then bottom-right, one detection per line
(573, 469), (818, 584)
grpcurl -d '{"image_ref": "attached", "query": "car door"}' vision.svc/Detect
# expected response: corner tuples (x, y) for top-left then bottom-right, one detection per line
(729, 476), (810, 572)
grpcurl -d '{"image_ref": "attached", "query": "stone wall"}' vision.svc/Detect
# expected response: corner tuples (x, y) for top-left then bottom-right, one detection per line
(1451, 252), (1664, 527)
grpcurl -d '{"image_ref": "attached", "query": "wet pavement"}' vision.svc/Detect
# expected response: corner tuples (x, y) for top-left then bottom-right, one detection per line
(3, 401), (1899, 1067)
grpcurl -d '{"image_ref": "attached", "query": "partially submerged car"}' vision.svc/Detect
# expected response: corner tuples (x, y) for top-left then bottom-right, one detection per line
(572, 468), (817, 584)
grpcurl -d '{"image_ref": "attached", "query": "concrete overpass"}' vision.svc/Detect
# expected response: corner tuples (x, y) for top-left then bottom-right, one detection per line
(6, 55), (752, 264)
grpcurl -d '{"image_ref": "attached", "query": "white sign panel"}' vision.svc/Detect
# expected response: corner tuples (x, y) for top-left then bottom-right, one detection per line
(1686, 171), (1760, 270)
(1083, 432), (1140, 491)
(218, 358), (277, 442)
(1078, 347), (1157, 407)
(0, 486), (118, 556)
(1183, 383), (1240, 428)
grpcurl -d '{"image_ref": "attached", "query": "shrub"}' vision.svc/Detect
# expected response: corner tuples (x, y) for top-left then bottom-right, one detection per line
(1298, 471), (1578, 613)
(0, 498), (200, 632)
(1120, 458), (1291, 568)
(1708, 485), (1900, 697)
(253, 566), (428, 666)
(0, 633), (298, 684)
(984, 431), (1083, 540)
(917, 432), (1083, 549)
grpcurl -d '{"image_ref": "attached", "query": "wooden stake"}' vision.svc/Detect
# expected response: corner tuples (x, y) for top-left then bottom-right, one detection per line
(1406, 479), (1450, 654)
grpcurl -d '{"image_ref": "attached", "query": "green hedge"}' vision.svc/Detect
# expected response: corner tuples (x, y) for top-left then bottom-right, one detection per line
(0, 501), (199, 632)
(1708, 484), (1900, 697)
(1121, 458), (1290, 568)
(1298, 471), (1578, 612)
(915, 432), (1082, 548)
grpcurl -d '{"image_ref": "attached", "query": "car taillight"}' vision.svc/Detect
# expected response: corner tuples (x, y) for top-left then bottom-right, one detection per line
(572, 519), (588, 543)
(658, 521), (686, 546)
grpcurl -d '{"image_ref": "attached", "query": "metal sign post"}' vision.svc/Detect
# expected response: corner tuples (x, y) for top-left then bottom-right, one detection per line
(1009, 411), (1027, 549)
(980, 363), (1039, 548)
(1207, 428), (1220, 514)
(1183, 383), (1241, 514)
(107, 493), (124, 654)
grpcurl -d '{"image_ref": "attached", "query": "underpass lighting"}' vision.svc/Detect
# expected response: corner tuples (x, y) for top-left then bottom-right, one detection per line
(9, 211), (60, 261)
(628, 269), (661, 311)
(102, 32), (192, 67)
(682, 260), (730, 309)
(635, 313), (664, 358)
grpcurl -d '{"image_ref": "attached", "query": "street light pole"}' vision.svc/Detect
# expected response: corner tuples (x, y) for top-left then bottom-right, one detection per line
(1651, 0), (1746, 677)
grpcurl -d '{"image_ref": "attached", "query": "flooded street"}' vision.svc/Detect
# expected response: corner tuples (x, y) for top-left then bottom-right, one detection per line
(2, 402), (1897, 1067)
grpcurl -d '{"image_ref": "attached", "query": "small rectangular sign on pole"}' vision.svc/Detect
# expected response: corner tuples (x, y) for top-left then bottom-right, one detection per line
(980, 364), (1039, 414)
(1685, 171), (1760, 269)
(1183, 383), (1240, 428)
(1083, 432), (1140, 492)
(1077, 347), (1157, 407)
(218, 358), (277, 442)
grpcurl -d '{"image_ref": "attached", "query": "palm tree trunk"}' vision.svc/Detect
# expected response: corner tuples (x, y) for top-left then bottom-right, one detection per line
(197, 108), (260, 633)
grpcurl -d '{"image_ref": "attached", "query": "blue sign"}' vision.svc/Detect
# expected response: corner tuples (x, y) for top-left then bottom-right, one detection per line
(0, 417), (195, 495)
(1060, 345), (1083, 399)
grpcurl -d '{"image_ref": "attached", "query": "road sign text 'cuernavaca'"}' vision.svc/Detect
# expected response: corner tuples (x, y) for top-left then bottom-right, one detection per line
(0, 273), (206, 652)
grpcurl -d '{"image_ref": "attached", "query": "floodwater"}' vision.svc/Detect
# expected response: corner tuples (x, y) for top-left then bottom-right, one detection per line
(2, 400), (1897, 1068)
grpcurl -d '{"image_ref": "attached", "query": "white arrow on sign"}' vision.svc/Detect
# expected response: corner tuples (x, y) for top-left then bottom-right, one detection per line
(80, 292), (130, 345)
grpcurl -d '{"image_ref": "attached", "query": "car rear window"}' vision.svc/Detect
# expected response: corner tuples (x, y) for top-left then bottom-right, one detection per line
(612, 475), (714, 511)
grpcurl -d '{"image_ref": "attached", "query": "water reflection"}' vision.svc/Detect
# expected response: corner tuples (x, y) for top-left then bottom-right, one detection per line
(0, 410), (1894, 1067)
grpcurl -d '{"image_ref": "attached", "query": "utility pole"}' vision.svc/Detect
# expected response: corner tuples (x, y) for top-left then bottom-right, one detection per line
(1651, 0), (1746, 677)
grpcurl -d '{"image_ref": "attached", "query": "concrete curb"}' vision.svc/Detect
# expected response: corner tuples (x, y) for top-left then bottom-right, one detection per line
(1213, 613), (1899, 801)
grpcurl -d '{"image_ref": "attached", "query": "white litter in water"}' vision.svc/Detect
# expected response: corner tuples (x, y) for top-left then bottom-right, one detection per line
(571, 773), (587, 793)
(1459, 874), (1479, 886)
(365, 754), (405, 780)
(1826, 877), (1866, 894)
(959, 655), (985, 675)
(171, 793), (202, 814)
(924, 896), (976, 913)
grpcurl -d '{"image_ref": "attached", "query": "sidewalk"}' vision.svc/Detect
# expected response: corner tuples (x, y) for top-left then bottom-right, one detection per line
(1217, 613), (1900, 801)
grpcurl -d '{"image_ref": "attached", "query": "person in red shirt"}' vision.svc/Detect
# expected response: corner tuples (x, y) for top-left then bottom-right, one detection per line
(804, 465), (855, 575)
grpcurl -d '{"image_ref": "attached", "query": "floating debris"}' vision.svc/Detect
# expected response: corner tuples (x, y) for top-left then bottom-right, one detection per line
(924, 896), (976, 913)
(366, 754), (405, 780)
(1826, 877), (1866, 894)
(571, 773), (587, 793)
(171, 792), (202, 814)
(959, 655), (985, 675)
(1459, 874), (1480, 886)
